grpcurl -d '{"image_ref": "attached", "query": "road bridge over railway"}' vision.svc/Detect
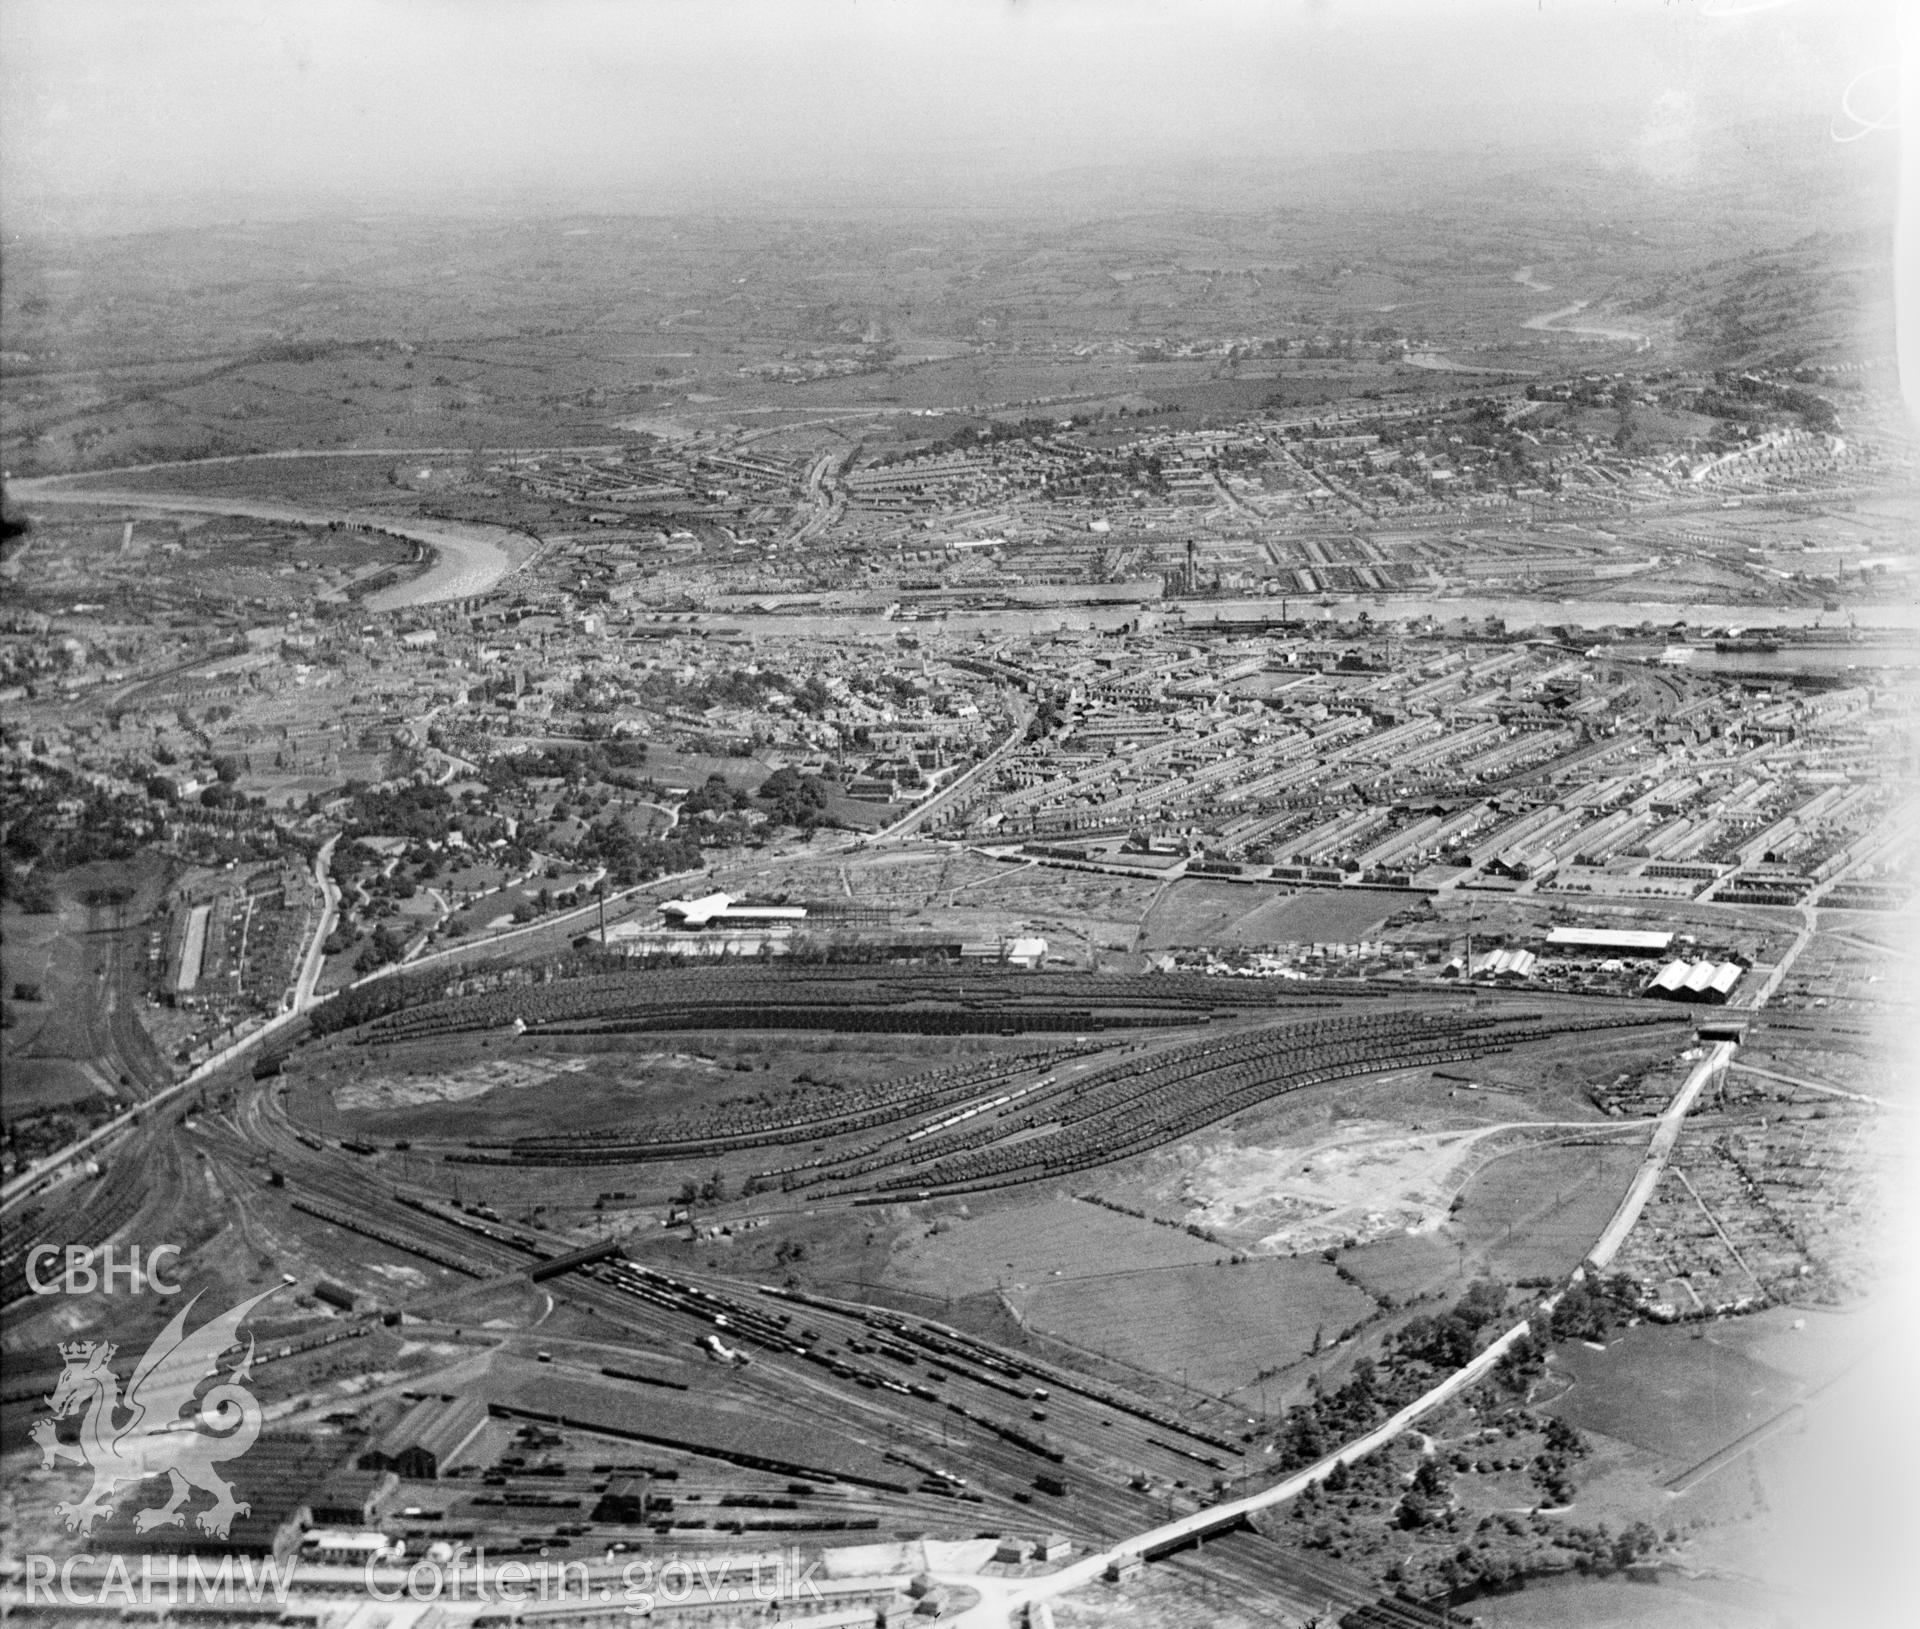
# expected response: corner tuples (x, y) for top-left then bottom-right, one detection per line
(943, 1304), (1548, 1626)
(951, 972), (1757, 1623)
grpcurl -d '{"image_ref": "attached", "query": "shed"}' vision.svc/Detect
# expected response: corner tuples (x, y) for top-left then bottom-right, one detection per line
(300, 1529), (399, 1566)
(1546, 926), (1674, 956)
(1648, 959), (1692, 994)
(358, 1395), (487, 1480)
(309, 1467), (396, 1528)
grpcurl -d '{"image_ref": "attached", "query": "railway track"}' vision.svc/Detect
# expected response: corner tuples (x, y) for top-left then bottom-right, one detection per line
(220, 1106), (1272, 1517)
(8, 981), (1704, 1609)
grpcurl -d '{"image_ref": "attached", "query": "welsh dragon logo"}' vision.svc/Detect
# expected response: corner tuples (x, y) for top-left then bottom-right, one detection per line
(31, 1287), (276, 1540)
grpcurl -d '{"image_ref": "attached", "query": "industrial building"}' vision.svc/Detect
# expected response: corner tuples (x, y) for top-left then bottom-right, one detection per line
(307, 1466), (396, 1528)
(657, 891), (809, 929)
(1544, 926), (1675, 957)
(1468, 946), (1538, 981)
(358, 1394), (488, 1480)
(1644, 958), (1744, 1004)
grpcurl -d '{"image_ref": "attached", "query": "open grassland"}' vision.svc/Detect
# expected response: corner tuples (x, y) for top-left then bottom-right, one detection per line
(1464, 1577), (1776, 1629)
(1545, 1321), (1802, 1466)
(878, 1192), (1381, 1394)
(91, 451), (458, 503)
(1454, 1139), (1649, 1282)
(885, 1194), (1227, 1299)
(1, 862), (178, 1114)
(1332, 1233), (1461, 1304)
(1141, 882), (1399, 950)
(1014, 1256), (1378, 1397)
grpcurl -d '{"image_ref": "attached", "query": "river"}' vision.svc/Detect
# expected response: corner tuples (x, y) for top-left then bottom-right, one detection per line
(9, 481), (531, 608)
(715, 592), (1920, 642)
(1522, 299), (1652, 351)
(18, 478), (1916, 643)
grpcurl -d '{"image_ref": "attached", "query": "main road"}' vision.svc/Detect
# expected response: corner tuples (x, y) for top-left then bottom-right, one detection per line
(0, 836), (350, 1215)
(942, 1027), (1729, 1625)
(291, 835), (340, 1011)
(944, 1300), (1552, 1626)
(1585, 1040), (1733, 1271)
(874, 696), (1036, 843)
(951, 883), (1820, 1621)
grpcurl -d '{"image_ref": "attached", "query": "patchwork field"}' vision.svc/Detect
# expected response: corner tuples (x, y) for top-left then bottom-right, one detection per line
(886, 1194), (1227, 1300)
(1013, 1255), (1378, 1398)
(1545, 1321), (1802, 1466)
(1465, 1577), (1775, 1629)
(1452, 1139), (1649, 1283)
(1333, 1231), (1463, 1305)
(1139, 883), (1404, 952)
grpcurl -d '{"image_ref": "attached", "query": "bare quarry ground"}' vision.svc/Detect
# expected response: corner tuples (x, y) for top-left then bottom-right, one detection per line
(332, 1052), (598, 1110)
(1161, 1112), (1652, 1256)
(1171, 1120), (1492, 1253)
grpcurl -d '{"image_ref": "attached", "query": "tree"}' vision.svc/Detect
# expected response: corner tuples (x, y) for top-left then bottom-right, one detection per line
(757, 766), (833, 829)
(353, 923), (406, 973)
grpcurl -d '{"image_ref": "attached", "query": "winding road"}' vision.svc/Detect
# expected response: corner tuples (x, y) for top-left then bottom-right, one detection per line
(951, 837), (1850, 1618)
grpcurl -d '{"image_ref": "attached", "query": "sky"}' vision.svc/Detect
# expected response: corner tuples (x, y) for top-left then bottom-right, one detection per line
(0, 0), (1906, 229)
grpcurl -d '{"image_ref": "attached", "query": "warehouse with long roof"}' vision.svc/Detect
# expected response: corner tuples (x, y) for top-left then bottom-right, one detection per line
(1644, 958), (1743, 1004)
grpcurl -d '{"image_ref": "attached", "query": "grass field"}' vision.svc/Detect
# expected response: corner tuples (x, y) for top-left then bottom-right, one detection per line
(1223, 889), (1400, 946)
(1015, 1255), (1378, 1396)
(1, 1057), (109, 1116)
(1137, 879), (1266, 948)
(886, 1194), (1227, 1299)
(881, 1192), (1378, 1394)
(1464, 1577), (1773, 1629)
(1454, 1139), (1648, 1283)
(1334, 1233), (1460, 1303)
(1, 863), (177, 1109)
(1139, 883), (1395, 950)
(1546, 1322), (1801, 1465)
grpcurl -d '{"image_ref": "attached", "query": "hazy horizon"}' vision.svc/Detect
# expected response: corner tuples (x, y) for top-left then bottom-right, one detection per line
(2, 0), (1905, 235)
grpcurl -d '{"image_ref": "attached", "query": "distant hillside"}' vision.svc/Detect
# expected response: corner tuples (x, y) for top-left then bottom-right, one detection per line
(1655, 230), (1897, 370)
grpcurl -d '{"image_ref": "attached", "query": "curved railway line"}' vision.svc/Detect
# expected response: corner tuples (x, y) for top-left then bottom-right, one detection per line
(334, 964), (1387, 1045)
(8, 962), (1701, 1627)
(184, 1086), (1269, 1498)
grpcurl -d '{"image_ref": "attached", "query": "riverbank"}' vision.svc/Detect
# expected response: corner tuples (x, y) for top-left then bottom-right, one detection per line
(8, 480), (534, 607)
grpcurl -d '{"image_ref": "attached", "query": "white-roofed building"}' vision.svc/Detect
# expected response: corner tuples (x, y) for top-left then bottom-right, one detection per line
(1546, 926), (1674, 956)
(658, 891), (808, 929)
(1645, 958), (1743, 1004)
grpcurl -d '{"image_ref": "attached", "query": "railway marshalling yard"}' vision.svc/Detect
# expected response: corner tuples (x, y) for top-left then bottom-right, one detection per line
(3, 891), (1912, 1629)
(4, 206), (1920, 1629)
(3, 633), (1920, 1613)
(4, 605), (1916, 1628)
